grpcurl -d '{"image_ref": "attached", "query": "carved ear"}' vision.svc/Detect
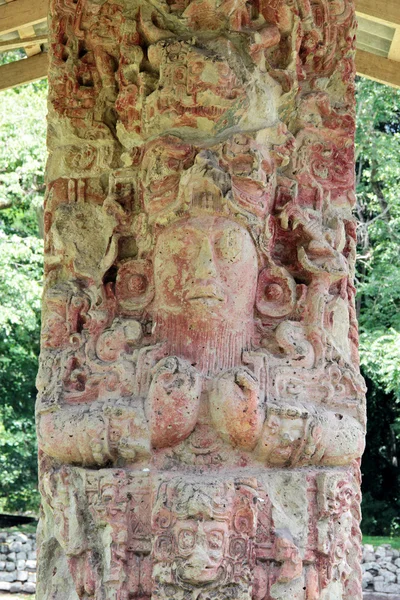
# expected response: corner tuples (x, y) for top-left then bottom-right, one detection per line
(255, 267), (296, 318)
(116, 259), (154, 313)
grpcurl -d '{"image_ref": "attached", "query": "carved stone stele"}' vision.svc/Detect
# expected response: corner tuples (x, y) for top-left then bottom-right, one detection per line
(37, 1), (366, 598)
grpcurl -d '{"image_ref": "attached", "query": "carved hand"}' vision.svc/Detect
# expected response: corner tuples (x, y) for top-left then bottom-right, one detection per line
(309, 410), (365, 466)
(256, 404), (309, 466)
(38, 398), (150, 467)
(256, 404), (364, 467)
(38, 406), (114, 467)
(209, 367), (264, 451)
(105, 401), (150, 461)
(146, 356), (202, 449)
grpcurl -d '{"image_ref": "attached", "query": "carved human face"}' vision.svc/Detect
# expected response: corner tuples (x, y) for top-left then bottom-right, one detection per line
(258, 411), (306, 465)
(174, 519), (229, 584)
(186, 51), (241, 100)
(153, 216), (258, 325)
(42, 310), (69, 349)
(145, 42), (246, 140)
(140, 137), (194, 217)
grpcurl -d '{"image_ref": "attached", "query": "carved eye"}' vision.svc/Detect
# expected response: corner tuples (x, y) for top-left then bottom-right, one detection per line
(115, 259), (155, 313)
(255, 267), (296, 318)
(207, 530), (224, 550)
(215, 229), (242, 263)
(190, 61), (204, 74)
(127, 274), (147, 297)
(229, 537), (247, 559)
(178, 529), (196, 550)
(155, 534), (174, 560)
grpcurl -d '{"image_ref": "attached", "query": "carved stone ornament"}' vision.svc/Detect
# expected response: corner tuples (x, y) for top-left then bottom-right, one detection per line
(37, 0), (366, 598)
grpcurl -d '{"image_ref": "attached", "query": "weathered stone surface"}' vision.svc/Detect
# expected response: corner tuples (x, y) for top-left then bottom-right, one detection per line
(24, 560), (36, 572)
(378, 570), (397, 584)
(13, 534), (28, 544)
(0, 572), (16, 582)
(374, 582), (400, 594)
(16, 560), (26, 571)
(22, 581), (36, 594)
(0, 582), (11, 592)
(37, 0), (365, 598)
(363, 572), (374, 590)
(364, 595), (400, 600)
(361, 546), (400, 595)
(364, 563), (382, 574)
(15, 552), (26, 562)
(9, 581), (22, 593)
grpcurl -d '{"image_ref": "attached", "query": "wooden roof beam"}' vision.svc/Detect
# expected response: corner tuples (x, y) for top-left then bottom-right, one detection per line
(18, 26), (43, 57)
(0, 52), (48, 91)
(0, 34), (47, 52)
(4, 0), (43, 56)
(0, 0), (48, 37)
(389, 28), (400, 61)
(355, 0), (400, 27)
(356, 48), (400, 89)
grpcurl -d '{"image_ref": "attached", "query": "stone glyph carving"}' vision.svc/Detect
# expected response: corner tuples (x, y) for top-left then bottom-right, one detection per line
(38, 0), (365, 598)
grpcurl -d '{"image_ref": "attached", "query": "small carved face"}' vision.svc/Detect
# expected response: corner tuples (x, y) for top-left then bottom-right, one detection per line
(258, 411), (306, 465)
(140, 137), (194, 216)
(326, 481), (354, 517)
(153, 216), (258, 324)
(186, 53), (241, 99)
(42, 311), (69, 349)
(174, 519), (228, 584)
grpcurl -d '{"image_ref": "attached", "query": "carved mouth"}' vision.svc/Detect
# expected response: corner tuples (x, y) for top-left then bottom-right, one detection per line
(166, 101), (229, 118)
(189, 295), (224, 303)
(179, 565), (219, 584)
(186, 284), (225, 303)
(271, 446), (293, 460)
(186, 105), (227, 117)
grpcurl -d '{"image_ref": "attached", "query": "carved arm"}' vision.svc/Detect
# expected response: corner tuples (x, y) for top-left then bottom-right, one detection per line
(37, 398), (150, 466)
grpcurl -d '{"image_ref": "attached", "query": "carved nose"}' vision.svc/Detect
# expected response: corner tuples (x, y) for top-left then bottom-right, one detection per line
(281, 432), (295, 444)
(194, 239), (218, 280)
(187, 545), (211, 568)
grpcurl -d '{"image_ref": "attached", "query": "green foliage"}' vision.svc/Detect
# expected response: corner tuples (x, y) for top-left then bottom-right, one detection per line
(0, 76), (47, 236)
(360, 330), (400, 398)
(355, 77), (400, 535)
(0, 79), (47, 513)
(361, 376), (400, 536)
(356, 78), (400, 349)
(0, 50), (25, 67)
